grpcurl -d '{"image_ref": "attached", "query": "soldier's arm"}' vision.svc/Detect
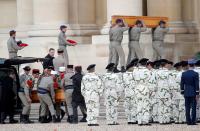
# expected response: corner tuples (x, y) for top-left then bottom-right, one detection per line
(11, 38), (24, 50)
(49, 83), (55, 102)
(24, 87), (31, 102)
(161, 27), (169, 33)
(60, 34), (72, 46)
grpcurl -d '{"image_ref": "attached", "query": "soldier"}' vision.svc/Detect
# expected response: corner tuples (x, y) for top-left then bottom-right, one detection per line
(7, 30), (25, 58)
(71, 66), (87, 124)
(155, 59), (172, 124)
(53, 49), (67, 72)
(37, 68), (58, 123)
(81, 64), (103, 126)
(58, 25), (74, 65)
(101, 63), (122, 125)
(62, 65), (75, 123)
(18, 66), (34, 124)
(152, 21), (169, 60)
(195, 60), (200, 122)
(123, 59), (138, 124)
(171, 62), (185, 124)
(127, 20), (147, 65)
(133, 58), (154, 126)
(109, 19), (129, 72)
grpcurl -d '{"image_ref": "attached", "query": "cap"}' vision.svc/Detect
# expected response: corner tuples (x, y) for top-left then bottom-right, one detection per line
(47, 66), (54, 70)
(139, 58), (149, 65)
(87, 64), (96, 71)
(51, 71), (58, 75)
(105, 63), (115, 70)
(67, 65), (74, 69)
(174, 62), (181, 68)
(59, 67), (66, 72)
(60, 25), (67, 30)
(57, 48), (64, 53)
(180, 61), (188, 67)
(159, 59), (169, 63)
(32, 69), (40, 74)
(23, 66), (31, 71)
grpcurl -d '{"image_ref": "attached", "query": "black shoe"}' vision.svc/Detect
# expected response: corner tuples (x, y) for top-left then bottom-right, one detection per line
(80, 117), (87, 122)
(9, 119), (18, 124)
(121, 66), (126, 73)
(113, 67), (120, 73)
(191, 123), (198, 125)
(61, 110), (65, 120)
(138, 124), (143, 126)
(52, 115), (59, 123)
(40, 116), (48, 123)
(56, 115), (61, 122)
(88, 124), (99, 126)
(27, 115), (34, 123)
(21, 115), (30, 124)
(128, 122), (137, 125)
(143, 123), (151, 126)
(108, 123), (119, 125)
(67, 115), (74, 123)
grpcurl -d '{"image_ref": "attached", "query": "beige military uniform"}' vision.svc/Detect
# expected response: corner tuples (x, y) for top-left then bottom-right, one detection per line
(37, 76), (55, 117)
(53, 55), (67, 72)
(7, 37), (24, 58)
(58, 32), (71, 65)
(109, 26), (129, 67)
(62, 71), (74, 116)
(152, 27), (169, 60)
(18, 74), (32, 115)
(127, 27), (147, 64)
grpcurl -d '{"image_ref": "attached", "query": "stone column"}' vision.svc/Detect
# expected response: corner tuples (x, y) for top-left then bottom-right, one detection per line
(101, 0), (143, 34)
(17, 0), (33, 26)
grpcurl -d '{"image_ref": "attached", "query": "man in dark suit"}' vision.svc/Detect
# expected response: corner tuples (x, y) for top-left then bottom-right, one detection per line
(181, 59), (199, 125)
(43, 48), (55, 69)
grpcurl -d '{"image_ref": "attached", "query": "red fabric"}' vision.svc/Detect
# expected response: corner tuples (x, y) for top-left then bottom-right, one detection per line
(27, 80), (33, 88)
(60, 73), (65, 79)
(53, 82), (59, 89)
(19, 43), (28, 47)
(67, 39), (77, 45)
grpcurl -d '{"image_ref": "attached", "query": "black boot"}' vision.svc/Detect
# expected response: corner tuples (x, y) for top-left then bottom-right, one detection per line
(56, 115), (61, 122)
(9, 115), (18, 124)
(67, 115), (73, 123)
(52, 115), (59, 123)
(60, 109), (65, 120)
(113, 67), (120, 73)
(121, 66), (126, 73)
(27, 115), (34, 123)
(22, 115), (29, 124)
(80, 114), (87, 122)
(40, 116), (48, 123)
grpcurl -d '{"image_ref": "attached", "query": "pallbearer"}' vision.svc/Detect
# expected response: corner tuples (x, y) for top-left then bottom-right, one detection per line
(127, 20), (147, 65)
(152, 21), (169, 60)
(81, 64), (103, 126)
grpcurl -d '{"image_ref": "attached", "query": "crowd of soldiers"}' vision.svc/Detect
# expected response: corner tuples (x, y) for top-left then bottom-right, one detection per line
(1, 19), (199, 127)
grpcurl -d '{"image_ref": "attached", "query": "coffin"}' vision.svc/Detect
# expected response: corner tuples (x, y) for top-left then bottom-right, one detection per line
(31, 90), (39, 103)
(55, 89), (65, 103)
(111, 15), (169, 28)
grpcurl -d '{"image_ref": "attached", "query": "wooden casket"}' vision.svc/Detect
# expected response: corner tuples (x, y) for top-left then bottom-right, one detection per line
(111, 15), (169, 28)
(31, 90), (40, 103)
(55, 89), (65, 103)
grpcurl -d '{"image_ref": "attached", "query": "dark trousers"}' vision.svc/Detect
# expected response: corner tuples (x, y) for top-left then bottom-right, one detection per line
(72, 101), (87, 122)
(185, 97), (197, 124)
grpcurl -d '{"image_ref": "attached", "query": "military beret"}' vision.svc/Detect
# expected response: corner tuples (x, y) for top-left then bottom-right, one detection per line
(9, 30), (16, 36)
(67, 65), (74, 69)
(47, 66), (54, 70)
(153, 60), (161, 66)
(139, 58), (149, 64)
(106, 63), (115, 70)
(159, 59), (169, 64)
(87, 64), (96, 71)
(130, 58), (139, 65)
(147, 61), (154, 66)
(23, 66), (31, 71)
(57, 48), (64, 53)
(60, 25), (67, 30)
(195, 60), (200, 66)
(168, 61), (174, 65)
(174, 62), (181, 68)
(126, 62), (135, 70)
(32, 69), (40, 74)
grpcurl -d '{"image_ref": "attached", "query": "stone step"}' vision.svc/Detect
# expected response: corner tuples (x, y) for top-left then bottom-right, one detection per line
(175, 34), (199, 42)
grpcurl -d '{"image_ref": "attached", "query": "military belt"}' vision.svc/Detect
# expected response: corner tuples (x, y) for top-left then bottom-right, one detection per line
(18, 88), (24, 92)
(38, 87), (49, 94)
(9, 51), (17, 53)
(64, 85), (74, 90)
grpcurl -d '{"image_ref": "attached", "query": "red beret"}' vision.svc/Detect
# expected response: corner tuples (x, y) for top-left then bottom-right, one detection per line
(32, 69), (40, 74)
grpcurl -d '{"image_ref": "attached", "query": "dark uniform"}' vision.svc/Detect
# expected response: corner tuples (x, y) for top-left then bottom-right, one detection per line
(181, 62), (199, 125)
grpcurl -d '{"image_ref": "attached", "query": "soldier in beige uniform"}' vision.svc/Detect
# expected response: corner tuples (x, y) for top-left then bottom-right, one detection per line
(18, 66), (34, 123)
(58, 25), (74, 65)
(152, 21), (169, 60)
(127, 20), (147, 65)
(37, 69), (58, 123)
(109, 19), (129, 72)
(61, 65), (74, 123)
(7, 30), (24, 58)
(53, 49), (67, 72)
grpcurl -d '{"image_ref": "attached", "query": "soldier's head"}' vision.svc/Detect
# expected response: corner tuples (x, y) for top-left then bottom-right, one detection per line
(180, 61), (189, 70)
(45, 66), (54, 76)
(23, 66), (31, 75)
(32, 69), (40, 78)
(138, 58), (149, 66)
(188, 59), (196, 69)
(9, 30), (16, 37)
(106, 63), (115, 72)
(167, 61), (174, 70)
(87, 64), (96, 73)
(67, 65), (73, 72)
(147, 61), (154, 70)
(115, 19), (124, 27)
(174, 62), (182, 71)
(153, 60), (161, 69)
(160, 59), (169, 68)
(135, 20), (143, 27)
(57, 49), (64, 56)
(60, 25), (67, 32)
(75, 66), (82, 73)
(159, 20), (166, 28)
(49, 48), (55, 57)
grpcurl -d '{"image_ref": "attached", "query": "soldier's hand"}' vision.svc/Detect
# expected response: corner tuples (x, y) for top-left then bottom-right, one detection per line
(28, 99), (32, 103)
